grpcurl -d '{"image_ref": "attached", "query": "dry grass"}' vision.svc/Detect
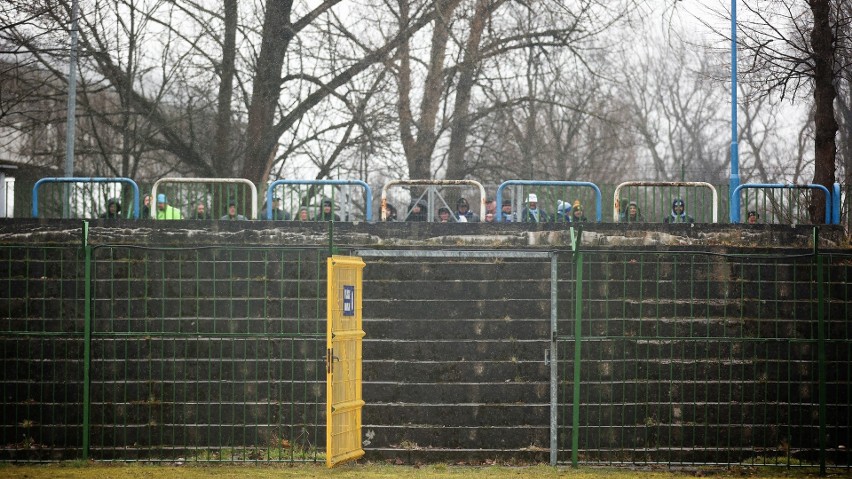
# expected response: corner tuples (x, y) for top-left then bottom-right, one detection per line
(0, 463), (844, 479)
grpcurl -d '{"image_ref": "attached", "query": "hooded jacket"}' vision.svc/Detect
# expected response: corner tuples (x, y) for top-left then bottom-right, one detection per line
(314, 199), (341, 221)
(99, 198), (122, 219)
(664, 199), (694, 223)
(406, 199), (428, 222)
(619, 201), (645, 223)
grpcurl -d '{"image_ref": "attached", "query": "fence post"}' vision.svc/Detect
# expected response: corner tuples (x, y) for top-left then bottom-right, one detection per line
(570, 227), (583, 467)
(549, 253), (558, 466)
(82, 221), (92, 460)
(814, 227), (826, 476)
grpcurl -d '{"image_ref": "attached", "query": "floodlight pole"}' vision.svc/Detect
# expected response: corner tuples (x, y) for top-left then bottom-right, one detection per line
(64, 0), (79, 218)
(729, 0), (740, 222)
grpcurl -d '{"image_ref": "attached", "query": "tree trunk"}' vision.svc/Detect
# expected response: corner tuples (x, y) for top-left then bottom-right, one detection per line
(445, 0), (492, 180)
(399, 0), (462, 180)
(241, 0), (294, 186)
(809, 0), (837, 224)
(213, 0), (238, 176)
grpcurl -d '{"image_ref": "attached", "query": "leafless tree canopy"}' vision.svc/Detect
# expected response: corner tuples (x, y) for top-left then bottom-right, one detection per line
(0, 0), (847, 207)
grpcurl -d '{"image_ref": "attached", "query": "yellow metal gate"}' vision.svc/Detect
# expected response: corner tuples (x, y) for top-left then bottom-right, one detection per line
(326, 255), (366, 468)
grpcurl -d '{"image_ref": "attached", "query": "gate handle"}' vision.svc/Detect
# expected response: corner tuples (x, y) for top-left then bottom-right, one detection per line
(326, 348), (341, 373)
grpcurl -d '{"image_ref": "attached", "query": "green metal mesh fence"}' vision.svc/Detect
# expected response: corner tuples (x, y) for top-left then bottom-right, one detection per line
(1, 246), (86, 461)
(1, 243), (330, 462)
(558, 250), (852, 467)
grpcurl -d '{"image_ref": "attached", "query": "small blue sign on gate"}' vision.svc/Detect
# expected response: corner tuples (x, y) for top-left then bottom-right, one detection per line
(343, 285), (355, 316)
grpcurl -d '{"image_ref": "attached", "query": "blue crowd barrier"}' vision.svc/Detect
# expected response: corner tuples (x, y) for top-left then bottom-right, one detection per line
(32, 177), (141, 219)
(730, 183), (835, 224)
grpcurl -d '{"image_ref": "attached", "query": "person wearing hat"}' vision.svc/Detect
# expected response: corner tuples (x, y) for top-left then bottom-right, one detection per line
(569, 199), (587, 222)
(268, 196), (291, 220)
(746, 211), (760, 224)
(555, 200), (572, 222)
(99, 197), (122, 219)
(500, 199), (516, 222)
(454, 197), (479, 222)
(520, 193), (550, 223)
(663, 198), (694, 223)
(483, 197), (497, 222)
(155, 194), (183, 220)
(313, 198), (340, 221)
(220, 200), (247, 220)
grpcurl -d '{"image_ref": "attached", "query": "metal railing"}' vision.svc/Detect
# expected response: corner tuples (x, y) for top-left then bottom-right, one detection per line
(495, 180), (603, 223)
(613, 181), (719, 223)
(731, 183), (837, 224)
(151, 178), (258, 220)
(381, 180), (486, 222)
(265, 179), (372, 222)
(32, 177), (141, 219)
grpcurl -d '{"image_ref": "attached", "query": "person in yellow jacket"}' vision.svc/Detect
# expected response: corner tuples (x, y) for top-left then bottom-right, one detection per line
(155, 194), (183, 220)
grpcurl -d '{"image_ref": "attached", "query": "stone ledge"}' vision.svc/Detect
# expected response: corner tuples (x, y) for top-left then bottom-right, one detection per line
(0, 219), (847, 250)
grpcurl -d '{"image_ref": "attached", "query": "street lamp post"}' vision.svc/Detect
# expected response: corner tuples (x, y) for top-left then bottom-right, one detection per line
(729, 0), (739, 222)
(64, 0), (79, 217)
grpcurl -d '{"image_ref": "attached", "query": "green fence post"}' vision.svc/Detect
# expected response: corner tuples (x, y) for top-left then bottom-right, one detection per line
(570, 227), (583, 467)
(82, 221), (92, 460)
(814, 227), (826, 476)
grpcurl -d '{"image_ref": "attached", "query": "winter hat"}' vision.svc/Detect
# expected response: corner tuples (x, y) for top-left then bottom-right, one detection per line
(157, 194), (167, 203)
(528, 193), (538, 203)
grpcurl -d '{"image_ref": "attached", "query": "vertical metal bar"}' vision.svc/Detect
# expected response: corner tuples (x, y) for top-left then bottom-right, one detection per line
(81, 221), (91, 460)
(814, 228), (826, 476)
(549, 253), (558, 466)
(571, 248), (583, 467)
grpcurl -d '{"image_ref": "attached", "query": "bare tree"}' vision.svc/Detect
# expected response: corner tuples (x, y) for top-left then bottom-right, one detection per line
(720, 0), (851, 222)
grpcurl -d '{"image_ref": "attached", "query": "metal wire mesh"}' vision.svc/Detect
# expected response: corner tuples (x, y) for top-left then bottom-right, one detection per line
(557, 250), (852, 467)
(0, 246), (86, 460)
(87, 245), (329, 462)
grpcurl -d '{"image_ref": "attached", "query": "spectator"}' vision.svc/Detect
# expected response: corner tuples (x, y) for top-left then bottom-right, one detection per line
(746, 211), (759, 224)
(555, 200), (572, 222)
(520, 193), (550, 223)
(619, 201), (645, 223)
(569, 200), (587, 223)
(454, 197), (479, 223)
(313, 198), (340, 221)
(406, 199), (428, 222)
(296, 206), (310, 221)
(664, 198), (694, 223)
(484, 211), (495, 223)
(500, 199), (515, 222)
(485, 198), (497, 217)
(437, 206), (452, 223)
(141, 194), (152, 219)
(382, 203), (398, 221)
(220, 201), (247, 220)
(269, 197), (291, 220)
(191, 201), (212, 220)
(156, 194), (183, 220)
(99, 198), (122, 219)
